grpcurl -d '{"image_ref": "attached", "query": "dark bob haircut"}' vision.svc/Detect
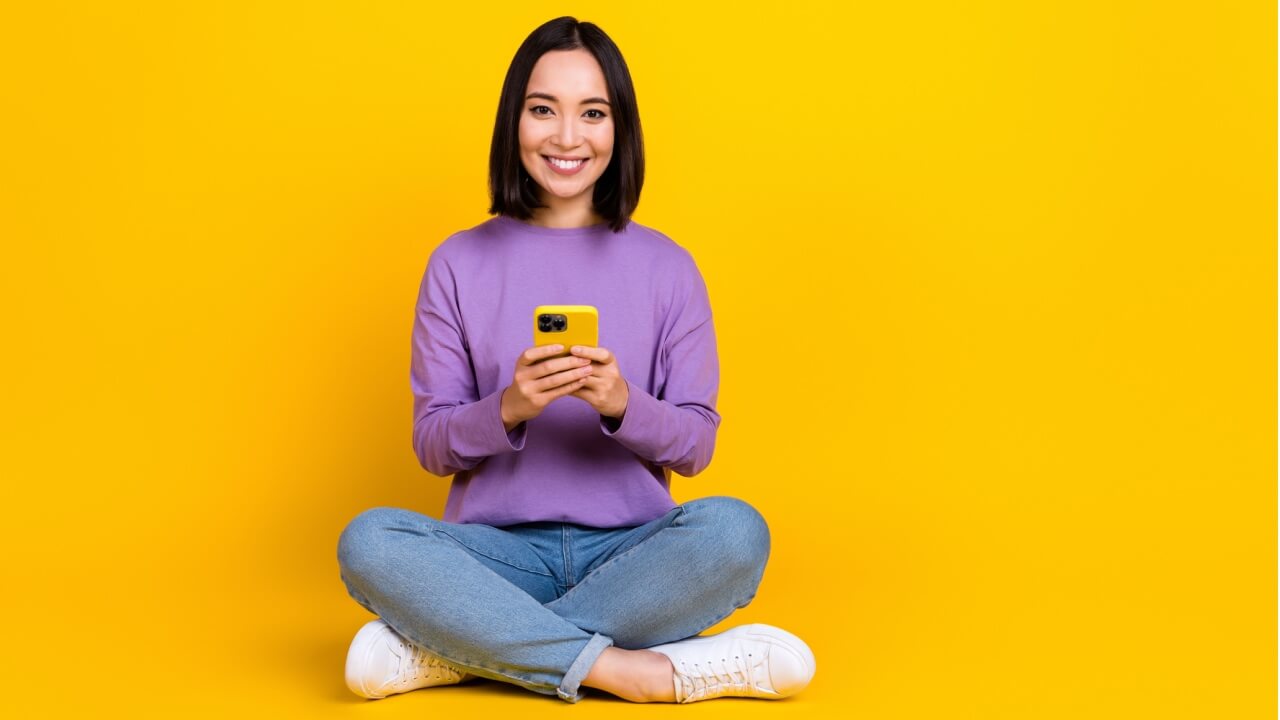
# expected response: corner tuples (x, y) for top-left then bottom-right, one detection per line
(487, 16), (645, 234)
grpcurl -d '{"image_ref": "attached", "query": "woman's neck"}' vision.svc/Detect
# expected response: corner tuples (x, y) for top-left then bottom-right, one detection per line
(529, 196), (606, 228)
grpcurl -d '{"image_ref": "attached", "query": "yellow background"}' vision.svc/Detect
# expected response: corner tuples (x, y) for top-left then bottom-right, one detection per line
(1, 1), (1273, 717)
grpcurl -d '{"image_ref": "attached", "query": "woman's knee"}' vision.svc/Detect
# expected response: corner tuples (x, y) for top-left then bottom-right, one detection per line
(684, 496), (771, 572)
(336, 506), (425, 576)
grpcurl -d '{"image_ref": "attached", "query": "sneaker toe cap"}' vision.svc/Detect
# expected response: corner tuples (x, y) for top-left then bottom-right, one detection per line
(750, 626), (815, 696)
(345, 621), (397, 698)
(768, 643), (815, 696)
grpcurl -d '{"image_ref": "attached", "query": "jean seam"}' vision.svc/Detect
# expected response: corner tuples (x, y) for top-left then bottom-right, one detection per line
(563, 525), (575, 587)
(432, 528), (554, 577)
(571, 504), (688, 584)
(390, 628), (565, 696)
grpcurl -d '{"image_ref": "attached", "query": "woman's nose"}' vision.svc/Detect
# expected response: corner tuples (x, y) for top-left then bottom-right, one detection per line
(557, 118), (582, 146)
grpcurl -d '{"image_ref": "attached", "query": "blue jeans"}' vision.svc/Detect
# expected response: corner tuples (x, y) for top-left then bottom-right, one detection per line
(336, 495), (770, 702)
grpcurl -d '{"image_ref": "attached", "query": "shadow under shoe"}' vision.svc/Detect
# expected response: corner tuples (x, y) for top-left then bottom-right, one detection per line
(345, 619), (478, 699)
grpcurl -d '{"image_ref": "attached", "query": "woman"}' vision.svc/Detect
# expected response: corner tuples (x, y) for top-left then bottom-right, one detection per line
(336, 16), (816, 704)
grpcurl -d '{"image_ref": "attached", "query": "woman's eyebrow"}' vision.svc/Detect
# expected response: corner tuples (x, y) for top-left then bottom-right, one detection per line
(525, 91), (611, 107)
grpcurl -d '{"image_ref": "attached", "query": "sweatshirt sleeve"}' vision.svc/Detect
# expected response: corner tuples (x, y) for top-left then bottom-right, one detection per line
(600, 249), (721, 476)
(411, 246), (527, 476)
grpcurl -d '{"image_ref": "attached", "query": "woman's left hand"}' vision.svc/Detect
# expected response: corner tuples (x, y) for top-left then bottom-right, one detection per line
(568, 345), (630, 419)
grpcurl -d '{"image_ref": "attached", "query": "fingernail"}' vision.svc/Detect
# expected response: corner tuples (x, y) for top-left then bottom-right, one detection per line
(572, 346), (581, 353)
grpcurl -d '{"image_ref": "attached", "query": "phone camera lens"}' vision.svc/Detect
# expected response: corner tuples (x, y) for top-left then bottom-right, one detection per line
(552, 316), (567, 330)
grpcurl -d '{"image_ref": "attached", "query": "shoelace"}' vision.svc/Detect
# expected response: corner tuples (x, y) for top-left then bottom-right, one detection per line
(395, 640), (462, 687)
(673, 645), (762, 702)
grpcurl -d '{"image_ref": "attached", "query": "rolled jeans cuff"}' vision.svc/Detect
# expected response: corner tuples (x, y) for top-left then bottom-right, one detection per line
(557, 632), (614, 702)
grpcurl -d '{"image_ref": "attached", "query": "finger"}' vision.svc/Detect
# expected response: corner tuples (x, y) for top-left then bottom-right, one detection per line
(569, 345), (612, 364)
(530, 353), (592, 379)
(536, 364), (593, 393)
(549, 375), (590, 399)
(519, 344), (564, 366)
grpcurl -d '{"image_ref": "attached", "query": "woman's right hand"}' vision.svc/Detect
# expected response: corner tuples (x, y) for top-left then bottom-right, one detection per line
(500, 344), (595, 431)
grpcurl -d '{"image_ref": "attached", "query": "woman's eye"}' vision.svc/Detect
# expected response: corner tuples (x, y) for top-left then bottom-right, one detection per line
(528, 106), (607, 120)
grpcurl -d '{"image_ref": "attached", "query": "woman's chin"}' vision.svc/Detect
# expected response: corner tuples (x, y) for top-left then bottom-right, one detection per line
(540, 185), (592, 199)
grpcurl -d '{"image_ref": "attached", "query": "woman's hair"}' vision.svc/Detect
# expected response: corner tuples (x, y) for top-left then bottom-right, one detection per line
(487, 16), (645, 233)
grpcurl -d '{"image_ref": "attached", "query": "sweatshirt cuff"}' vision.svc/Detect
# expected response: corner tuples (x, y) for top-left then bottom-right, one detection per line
(599, 378), (661, 447)
(466, 386), (528, 454)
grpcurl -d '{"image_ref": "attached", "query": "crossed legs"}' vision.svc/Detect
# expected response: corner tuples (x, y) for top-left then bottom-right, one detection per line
(336, 496), (770, 702)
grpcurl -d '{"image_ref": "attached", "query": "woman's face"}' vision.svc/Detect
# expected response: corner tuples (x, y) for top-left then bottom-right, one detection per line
(518, 49), (615, 204)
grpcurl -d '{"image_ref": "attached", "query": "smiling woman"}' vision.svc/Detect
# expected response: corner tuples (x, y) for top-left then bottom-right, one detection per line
(487, 20), (644, 232)
(336, 15), (815, 707)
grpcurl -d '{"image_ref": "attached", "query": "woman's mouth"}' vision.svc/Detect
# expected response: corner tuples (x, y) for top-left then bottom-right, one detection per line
(543, 155), (588, 176)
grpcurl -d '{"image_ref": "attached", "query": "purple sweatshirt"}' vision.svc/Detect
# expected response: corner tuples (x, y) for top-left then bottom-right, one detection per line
(411, 214), (721, 528)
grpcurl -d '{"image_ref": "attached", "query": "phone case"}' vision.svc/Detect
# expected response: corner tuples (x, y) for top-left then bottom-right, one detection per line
(533, 305), (598, 359)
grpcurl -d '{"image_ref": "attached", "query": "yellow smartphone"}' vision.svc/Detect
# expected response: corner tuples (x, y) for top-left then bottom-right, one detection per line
(534, 305), (598, 359)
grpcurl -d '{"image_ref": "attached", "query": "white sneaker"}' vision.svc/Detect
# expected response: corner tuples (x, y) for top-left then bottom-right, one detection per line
(647, 623), (816, 703)
(344, 619), (476, 699)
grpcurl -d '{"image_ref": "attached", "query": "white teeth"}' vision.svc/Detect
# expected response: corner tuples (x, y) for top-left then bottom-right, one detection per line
(547, 156), (584, 169)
